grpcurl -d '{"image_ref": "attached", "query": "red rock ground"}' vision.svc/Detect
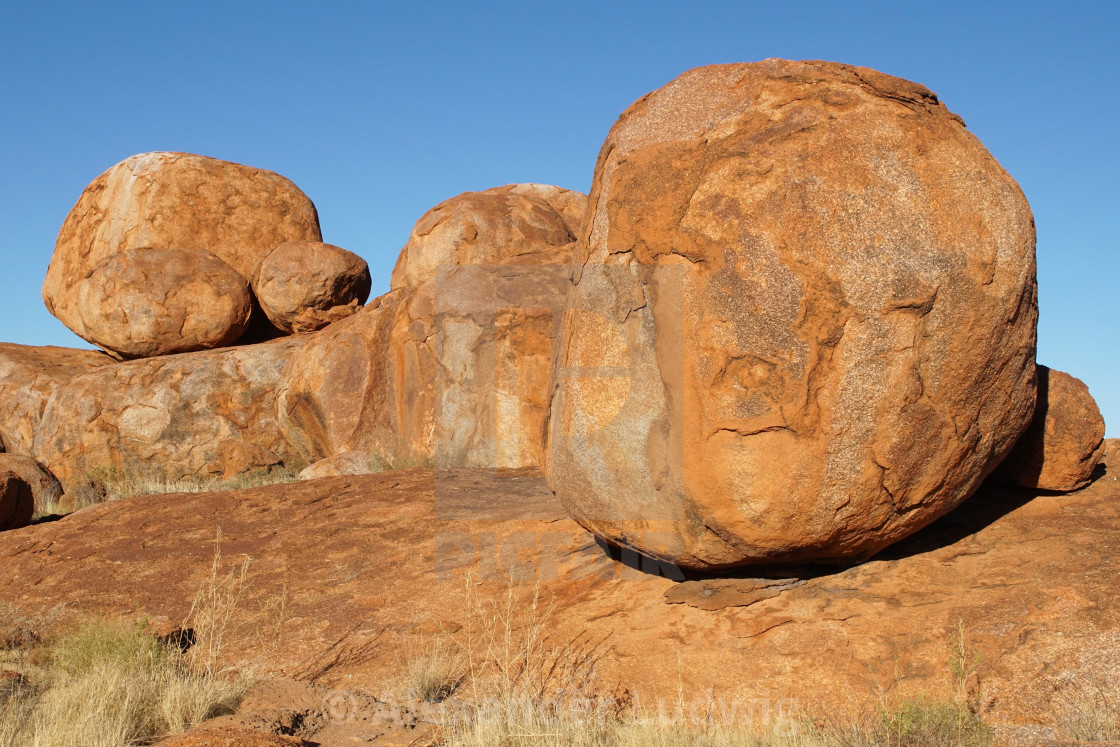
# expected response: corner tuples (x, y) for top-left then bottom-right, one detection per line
(1, 442), (1117, 745)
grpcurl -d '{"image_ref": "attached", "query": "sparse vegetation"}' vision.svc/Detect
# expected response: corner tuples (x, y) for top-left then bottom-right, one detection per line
(0, 536), (253, 746)
(47, 465), (302, 518)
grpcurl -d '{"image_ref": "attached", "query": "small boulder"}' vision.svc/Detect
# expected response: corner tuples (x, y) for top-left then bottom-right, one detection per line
(75, 247), (252, 359)
(0, 455), (62, 515)
(43, 151), (321, 344)
(0, 343), (114, 456)
(254, 241), (372, 334)
(298, 451), (382, 480)
(0, 470), (32, 531)
(992, 366), (1106, 491)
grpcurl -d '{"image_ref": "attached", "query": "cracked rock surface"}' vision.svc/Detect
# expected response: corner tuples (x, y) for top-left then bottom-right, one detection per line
(549, 59), (1039, 569)
(0, 447), (1114, 742)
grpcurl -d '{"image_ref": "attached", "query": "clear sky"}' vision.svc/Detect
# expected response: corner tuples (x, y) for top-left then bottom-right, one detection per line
(1, 1), (1115, 436)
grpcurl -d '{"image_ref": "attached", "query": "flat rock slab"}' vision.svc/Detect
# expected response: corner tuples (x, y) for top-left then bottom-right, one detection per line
(1, 444), (1117, 742)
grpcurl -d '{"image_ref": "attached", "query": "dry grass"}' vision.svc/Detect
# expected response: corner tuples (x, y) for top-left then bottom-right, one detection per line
(0, 536), (253, 746)
(413, 591), (995, 747)
(53, 465), (301, 516)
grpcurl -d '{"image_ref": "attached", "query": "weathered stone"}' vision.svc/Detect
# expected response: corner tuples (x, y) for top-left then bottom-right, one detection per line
(548, 60), (1038, 569)
(254, 241), (372, 334)
(280, 185), (582, 471)
(43, 152), (321, 342)
(0, 455), (62, 515)
(992, 366), (1106, 491)
(0, 344), (114, 456)
(75, 247), (252, 359)
(389, 183), (586, 290)
(0, 470), (32, 531)
(34, 338), (308, 492)
(298, 451), (382, 480)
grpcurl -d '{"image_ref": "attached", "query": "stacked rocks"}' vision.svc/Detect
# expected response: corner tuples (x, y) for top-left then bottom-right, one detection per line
(42, 152), (371, 359)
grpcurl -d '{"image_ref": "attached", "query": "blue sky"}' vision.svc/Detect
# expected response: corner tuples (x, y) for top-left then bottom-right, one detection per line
(0, 1), (1115, 435)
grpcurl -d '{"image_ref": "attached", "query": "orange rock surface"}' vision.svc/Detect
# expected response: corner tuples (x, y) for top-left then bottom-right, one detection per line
(549, 60), (1038, 569)
(42, 152), (321, 346)
(75, 247), (252, 359)
(993, 365), (1106, 491)
(254, 241), (371, 334)
(0, 449), (1115, 744)
(0, 343), (114, 456)
(34, 337), (309, 491)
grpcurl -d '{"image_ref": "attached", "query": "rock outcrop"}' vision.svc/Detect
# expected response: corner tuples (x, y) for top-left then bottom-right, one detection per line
(548, 60), (1039, 569)
(34, 337), (308, 491)
(76, 247), (253, 359)
(0, 469), (32, 531)
(280, 185), (584, 471)
(390, 183), (585, 289)
(254, 240), (371, 334)
(0, 454), (62, 515)
(42, 152), (321, 350)
(993, 365), (1106, 491)
(0, 343), (114, 456)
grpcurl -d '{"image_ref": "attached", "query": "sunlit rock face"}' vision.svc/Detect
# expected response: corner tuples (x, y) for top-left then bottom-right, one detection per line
(548, 60), (1039, 570)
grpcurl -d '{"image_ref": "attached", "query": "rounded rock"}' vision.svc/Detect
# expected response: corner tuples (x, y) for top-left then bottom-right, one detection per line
(76, 247), (252, 359)
(255, 241), (372, 334)
(548, 60), (1039, 570)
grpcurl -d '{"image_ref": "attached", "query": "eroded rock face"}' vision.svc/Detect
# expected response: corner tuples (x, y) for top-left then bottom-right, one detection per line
(548, 60), (1039, 569)
(255, 241), (372, 334)
(992, 366), (1106, 491)
(0, 470), (32, 531)
(280, 185), (583, 470)
(0, 455), (62, 515)
(34, 338), (308, 491)
(76, 247), (252, 359)
(389, 183), (586, 290)
(43, 152), (321, 343)
(0, 344), (114, 456)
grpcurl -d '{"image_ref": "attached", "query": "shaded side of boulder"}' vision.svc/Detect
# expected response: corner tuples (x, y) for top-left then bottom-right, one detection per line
(992, 366), (1106, 491)
(34, 337), (309, 492)
(389, 183), (586, 290)
(0, 454), (62, 515)
(75, 247), (252, 359)
(42, 151), (321, 345)
(548, 60), (1039, 569)
(0, 343), (114, 456)
(254, 241), (372, 334)
(0, 470), (33, 531)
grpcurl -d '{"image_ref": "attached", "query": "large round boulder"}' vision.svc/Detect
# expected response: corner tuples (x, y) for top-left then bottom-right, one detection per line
(548, 60), (1039, 570)
(992, 366), (1106, 491)
(75, 247), (252, 359)
(390, 183), (586, 290)
(255, 241), (372, 334)
(43, 152), (321, 344)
